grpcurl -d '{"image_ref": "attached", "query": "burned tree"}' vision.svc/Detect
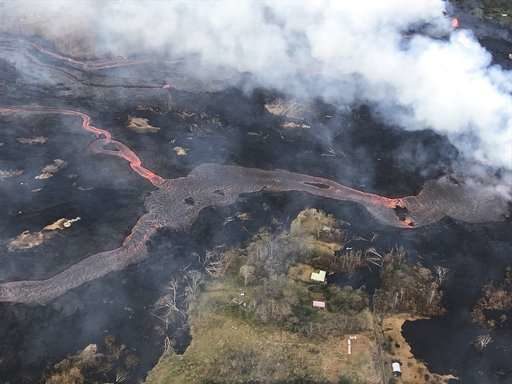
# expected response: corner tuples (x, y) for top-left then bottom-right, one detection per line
(473, 334), (493, 351)
(373, 248), (445, 316)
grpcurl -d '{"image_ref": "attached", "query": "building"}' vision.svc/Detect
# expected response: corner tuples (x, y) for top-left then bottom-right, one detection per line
(310, 269), (326, 283)
(312, 300), (326, 309)
(391, 361), (402, 377)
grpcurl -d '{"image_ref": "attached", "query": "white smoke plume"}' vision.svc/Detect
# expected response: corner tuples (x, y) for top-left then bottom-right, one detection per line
(2, 0), (512, 170)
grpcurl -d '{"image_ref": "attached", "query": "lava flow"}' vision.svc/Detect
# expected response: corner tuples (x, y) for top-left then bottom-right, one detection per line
(0, 158), (509, 304)
(26, 38), (149, 71)
(0, 106), (164, 187)
(0, 36), (175, 89)
(0, 94), (509, 304)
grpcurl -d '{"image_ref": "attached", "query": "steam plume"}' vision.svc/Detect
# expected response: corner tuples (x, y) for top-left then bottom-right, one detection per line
(3, 0), (512, 170)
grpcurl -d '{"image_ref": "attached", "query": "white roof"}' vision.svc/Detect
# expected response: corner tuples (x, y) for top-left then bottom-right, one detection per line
(310, 270), (327, 282)
(312, 300), (326, 308)
(392, 362), (401, 372)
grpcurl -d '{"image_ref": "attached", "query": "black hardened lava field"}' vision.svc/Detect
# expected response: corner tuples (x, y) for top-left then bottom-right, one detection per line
(1, 1), (512, 384)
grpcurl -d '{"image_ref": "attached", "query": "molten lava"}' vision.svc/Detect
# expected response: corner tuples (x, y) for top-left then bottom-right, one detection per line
(0, 106), (164, 187)
(0, 159), (508, 305)
(0, 36), (509, 305)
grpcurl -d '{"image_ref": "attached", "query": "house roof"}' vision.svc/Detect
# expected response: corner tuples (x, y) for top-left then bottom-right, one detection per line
(310, 270), (327, 282)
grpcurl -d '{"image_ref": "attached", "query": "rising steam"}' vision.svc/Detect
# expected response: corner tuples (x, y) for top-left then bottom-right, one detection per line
(3, 0), (512, 170)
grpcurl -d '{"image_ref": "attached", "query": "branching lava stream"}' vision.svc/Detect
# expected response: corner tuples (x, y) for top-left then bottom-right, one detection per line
(0, 106), (165, 187)
(0, 106), (509, 304)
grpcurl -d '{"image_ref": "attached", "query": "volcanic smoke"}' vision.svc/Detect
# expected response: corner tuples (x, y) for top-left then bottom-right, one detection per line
(4, 0), (511, 171)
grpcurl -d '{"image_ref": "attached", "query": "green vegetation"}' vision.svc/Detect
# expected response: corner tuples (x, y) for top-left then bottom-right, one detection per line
(146, 278), (376, 384)
(44, 336), (139, 384)
(146, 209), (447, 384)
(373, 248), (444, 317)
(146, 209), (378, 384)
(472, 266), (512, 328)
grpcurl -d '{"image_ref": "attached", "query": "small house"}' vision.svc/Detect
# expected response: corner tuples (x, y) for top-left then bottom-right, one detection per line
(312, 300), (326, 309)
(391, 361), (402, 377)
(310, 270), (326, 283)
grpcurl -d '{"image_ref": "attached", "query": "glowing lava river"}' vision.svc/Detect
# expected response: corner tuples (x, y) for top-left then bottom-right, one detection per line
(0, 107), (509, 304)
(0, 106), (165, 186)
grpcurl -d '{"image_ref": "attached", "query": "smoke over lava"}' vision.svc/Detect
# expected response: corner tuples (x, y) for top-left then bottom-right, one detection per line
(2, 0), (511, 173)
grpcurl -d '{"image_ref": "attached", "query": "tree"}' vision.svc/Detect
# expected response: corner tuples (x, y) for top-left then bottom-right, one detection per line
(434, 265), (449, 285)
(474, 334), (493, 351)
(152, 278), (183, 330)
(185, 270), (203, 307)
(239, 264), (256, 286)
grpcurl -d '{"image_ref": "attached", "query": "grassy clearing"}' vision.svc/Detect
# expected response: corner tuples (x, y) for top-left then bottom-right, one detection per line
(146, 278), (379, 384)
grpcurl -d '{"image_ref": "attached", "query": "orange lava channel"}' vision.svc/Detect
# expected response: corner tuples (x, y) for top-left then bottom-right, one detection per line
(0, 106), (164, 187)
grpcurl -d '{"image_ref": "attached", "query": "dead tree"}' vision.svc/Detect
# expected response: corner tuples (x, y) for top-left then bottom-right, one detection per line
(202, 250), (223, 276)
(427, 282), (438, 305)
(201, 249), (232, 277)
(474, 334), (493, 351)
(114, 370), (128, 384)
(240, 264), (256, 286)
(335, 249), (363, 273)
(185, 270), (203, 308)
(152, 278), (183, 330)
(434, 266), (449, 285)
(163, 336), (174, 356)
(366, 247), (384, 269)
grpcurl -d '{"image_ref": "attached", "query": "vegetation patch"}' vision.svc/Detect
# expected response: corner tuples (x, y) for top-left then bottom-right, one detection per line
(44, 336), (139, 384)
(147, 209), (450, 384)
(146, 209), (378, 384)
(472, 267), (512, 329)
(373, 248), (445, 317)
